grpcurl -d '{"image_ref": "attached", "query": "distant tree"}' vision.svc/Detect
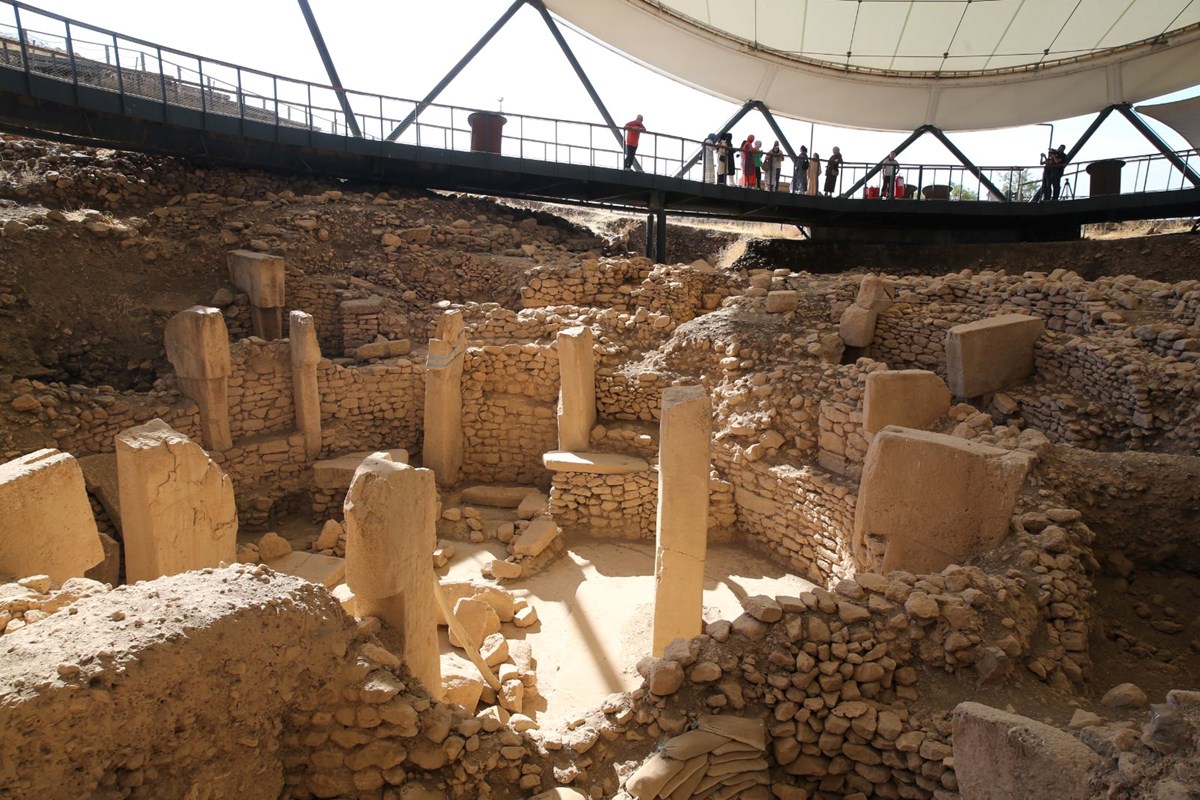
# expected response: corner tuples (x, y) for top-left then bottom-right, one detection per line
(950, 183), (979, 201)
(1000, 168), (1036, 201)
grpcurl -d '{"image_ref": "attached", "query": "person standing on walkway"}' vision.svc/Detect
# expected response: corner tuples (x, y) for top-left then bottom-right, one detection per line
(793, 146), (809, 193)
(824, 146), (843, 196)
(765, 141), (783, 191)
(752, 140), (764, 189)
(703, 133), (718, 183)
(715, 134), (729, 185)
(1043, 144), (1068, 200)
(880, 151), (899, 198)
(808, 152), (821, 195)
(624, 114), (646, 170)
(740, 135), (756, 187)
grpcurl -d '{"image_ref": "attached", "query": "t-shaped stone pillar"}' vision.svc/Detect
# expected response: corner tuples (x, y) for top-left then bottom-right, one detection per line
(556, 326), (596, 451)
(227, 250), (285, 340)
(164, 306), (232, 452)
(652, 385), (712, 656)
(344, 453), (441, 696)
(422, 310), (466, 487)
(116, 419), (238, 583)
(289, 310), (322, 460)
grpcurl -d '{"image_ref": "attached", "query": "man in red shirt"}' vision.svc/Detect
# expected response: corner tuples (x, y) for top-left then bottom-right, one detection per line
(624, 114), (646, 170)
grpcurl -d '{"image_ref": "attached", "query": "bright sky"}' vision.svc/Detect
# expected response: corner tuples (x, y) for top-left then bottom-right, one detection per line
(10, 0), (1200, 176)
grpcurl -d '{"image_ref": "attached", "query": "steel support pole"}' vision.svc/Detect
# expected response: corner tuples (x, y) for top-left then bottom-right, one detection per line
(644, 213), (655, 259)
(386, 0), (525, 141)
(674, 100), (757, 178)
(840, 125), (931, 198)
(1116, 103), (1200, 187)
(656, 208), (667, 264)
(753, 101), (798, 160)
(529, 0), (627, 155)
(925, 126), (1008, 201)
(297, 0), (361, 138)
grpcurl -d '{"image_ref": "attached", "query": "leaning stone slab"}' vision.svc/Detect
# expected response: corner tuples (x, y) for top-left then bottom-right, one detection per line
(838, 304), (880, 348)
(313, 449), (409, 490)
(863, 370), (951, 435)
(542, 451), (650, 474)
(854, 426), (1032, 573)
(78, 453), (122, 534)
(226, 250), (285, 308)
(0, 449), (104, 584)
(460, 484), (539, 508)
(117, 420), (238, 583)
(946, 313), (1044, 397)
(953, 702), (1101, 800)
(512, 516), (560, 557)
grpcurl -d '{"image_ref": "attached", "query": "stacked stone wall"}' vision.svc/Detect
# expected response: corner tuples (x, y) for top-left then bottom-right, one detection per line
(461, 346), (558, 485)
(228, 339), (295, 440)
(316, 360), (424, 457)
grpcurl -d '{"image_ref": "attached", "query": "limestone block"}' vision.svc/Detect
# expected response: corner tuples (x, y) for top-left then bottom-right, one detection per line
(512, 516), (560, 557)
(343, 453), (440, 694)
(423, 314), (466, 487)
(765, 290), (798, 313)
(116, 420), (237, 583)
(164, 306), (231, 380)
(448, 597), (501, 649)
(226, 250), (285, 307)
(543, 451), (650, 474)
(313, 449), (409, 490)
(952, 702), (1101, 800)
(855, 274), (893, 312)
(441, 653), (485, 710)
(354, 339), (412, 360)
(854, 427), (1032, 573)
(946, 314), (1045, 397)
(266, 551), (345, 588)
(85, 533), (121, 587)
(460, 484), (539, 507)
(862, 370), (951, 435)
(557, 326), (596, 452)
(0, 449), (104, 584)
(838, 304), (880, 348)
(653, 386), (712, 656)
(289, 311), (322, 459)
(516, 492), (548, 520)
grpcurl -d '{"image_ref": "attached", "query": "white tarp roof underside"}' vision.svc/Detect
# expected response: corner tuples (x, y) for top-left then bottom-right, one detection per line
(545, 0), (1200, 131)
(1138, 95), (1200, 151)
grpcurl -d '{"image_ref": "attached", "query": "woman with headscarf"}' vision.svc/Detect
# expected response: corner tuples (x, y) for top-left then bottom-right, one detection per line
(740, 135), (757, 187)
(808, 151), (821, 195)
(824, 146), (843, 196)
(721, 133), (736, 185)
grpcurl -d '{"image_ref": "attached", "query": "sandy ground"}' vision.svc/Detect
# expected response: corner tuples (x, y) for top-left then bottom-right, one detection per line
(441, 537), (817, 723)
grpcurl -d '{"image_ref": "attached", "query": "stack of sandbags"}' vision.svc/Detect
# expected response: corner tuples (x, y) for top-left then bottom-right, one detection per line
(625, 715), (769, 800)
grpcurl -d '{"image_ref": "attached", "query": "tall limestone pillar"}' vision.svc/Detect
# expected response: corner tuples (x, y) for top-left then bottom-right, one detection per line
(652, 385), (712, 656)
(422, 310), (466, 487)
(556, 325), (596, 451)
(289, 310), (322, 460)
(227, 250), (285, 340)
(116, 419), (238, 583)
(165, 306), (232, 452)
(344, 453), (441, 695)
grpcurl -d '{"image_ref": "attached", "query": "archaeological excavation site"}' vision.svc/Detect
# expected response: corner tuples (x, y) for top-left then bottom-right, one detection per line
(0, 135), (1198, 800)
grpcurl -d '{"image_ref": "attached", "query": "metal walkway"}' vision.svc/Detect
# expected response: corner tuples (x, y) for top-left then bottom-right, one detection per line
(1, 0), (1198, 254)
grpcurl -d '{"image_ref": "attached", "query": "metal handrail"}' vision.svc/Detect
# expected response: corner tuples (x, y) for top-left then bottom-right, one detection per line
(1, 0), (1197, 202)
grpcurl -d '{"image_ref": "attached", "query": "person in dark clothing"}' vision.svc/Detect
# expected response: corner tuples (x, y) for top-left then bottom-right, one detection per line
(720, 133), (736, 184)
(792, 145), (809, 194)
(1043, 144), (1068, 200)
(824, 146), (843, 196)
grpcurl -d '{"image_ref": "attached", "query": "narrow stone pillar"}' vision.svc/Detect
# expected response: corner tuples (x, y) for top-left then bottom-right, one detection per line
(652, 385), (712, 656)
(556, 325), (596, 451)
(344, 453), (441, 695)
(227, 250), (285, 340)
(422, 310), (466, 487)
(289, 310), (322, 460)
(116, 419), (238, 583)
(165, 306), (232, 451)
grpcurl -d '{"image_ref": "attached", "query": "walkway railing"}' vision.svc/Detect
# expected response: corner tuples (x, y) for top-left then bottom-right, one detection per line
(1, 0), (1197, 204)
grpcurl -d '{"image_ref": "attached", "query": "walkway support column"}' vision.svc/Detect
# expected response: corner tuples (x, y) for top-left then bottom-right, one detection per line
(652, 385), (712, 656)
(344, 453), (441, 696)
(423, 310), (466, 487)
(289, 310), (322, 460)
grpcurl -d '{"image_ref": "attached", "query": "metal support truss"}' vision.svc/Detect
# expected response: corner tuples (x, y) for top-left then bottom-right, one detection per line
(841, 124), (1006, 201)
(385, 0), (626, 157)
(673, 100), (799, 178)
(1031, 104), (1118, 201)
(1115, 103), (1200, 188)
(296, 0), (361, 138)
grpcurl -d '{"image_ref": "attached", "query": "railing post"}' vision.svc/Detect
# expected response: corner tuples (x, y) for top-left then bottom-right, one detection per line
(236, 67), (245, 134)
(157, 47), (168, 113)
(273, 76), (280, 136)
(65, 21), (79, 93)
(113, 35), (125, 111)
(13, 5), (29, 92)
(198, 61), (207, 116)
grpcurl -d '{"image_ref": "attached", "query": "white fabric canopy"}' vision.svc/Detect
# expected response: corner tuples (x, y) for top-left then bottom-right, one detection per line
(1138, 96), (1200, 152)
(546, 0), (1200, 131)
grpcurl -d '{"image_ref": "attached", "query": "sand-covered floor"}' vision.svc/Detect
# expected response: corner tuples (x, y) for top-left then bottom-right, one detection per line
(441, 537), (816, 723)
